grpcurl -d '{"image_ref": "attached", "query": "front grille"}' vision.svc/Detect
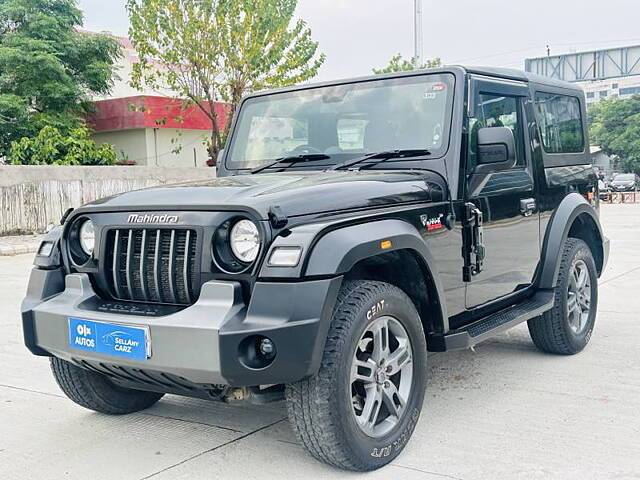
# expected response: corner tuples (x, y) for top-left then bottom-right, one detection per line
(105, 229), (198, 305)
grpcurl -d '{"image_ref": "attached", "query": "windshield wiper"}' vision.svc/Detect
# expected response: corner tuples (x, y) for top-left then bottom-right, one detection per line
(250, 154), (331, 174)
(329, 149), (432, 171)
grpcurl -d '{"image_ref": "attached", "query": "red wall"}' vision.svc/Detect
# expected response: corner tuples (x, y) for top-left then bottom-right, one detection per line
(87, 96), (230, 133)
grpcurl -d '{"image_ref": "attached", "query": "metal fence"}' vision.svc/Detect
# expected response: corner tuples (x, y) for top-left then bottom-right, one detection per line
(600, 192), (640, 204)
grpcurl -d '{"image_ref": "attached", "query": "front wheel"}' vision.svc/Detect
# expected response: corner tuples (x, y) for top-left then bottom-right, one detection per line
(528, 238), (598, 355)
(285, 280), (428, 471)
(51, 358), (164, 414)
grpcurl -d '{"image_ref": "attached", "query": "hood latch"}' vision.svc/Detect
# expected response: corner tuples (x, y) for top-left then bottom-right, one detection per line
(268, 205), (288, 229)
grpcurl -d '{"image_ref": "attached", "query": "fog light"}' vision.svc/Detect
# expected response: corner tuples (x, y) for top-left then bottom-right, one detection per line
(259, 338), (276, 358)
(238, 335), (277, 369)
(268, 246), (302, 267)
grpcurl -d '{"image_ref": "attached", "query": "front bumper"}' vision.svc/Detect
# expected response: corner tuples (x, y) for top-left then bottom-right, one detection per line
(22, 269), (342, 389)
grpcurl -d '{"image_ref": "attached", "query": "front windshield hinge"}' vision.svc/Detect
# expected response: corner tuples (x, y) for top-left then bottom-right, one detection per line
(268, 205), (288, 229)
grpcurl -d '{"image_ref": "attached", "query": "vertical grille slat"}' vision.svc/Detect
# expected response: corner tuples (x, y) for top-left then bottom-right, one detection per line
(153, 230), (162, 303)
(112, 230), (123, 299)
(125, 229), (135, 300)
(167, 230), (177, 304)
(106, 228), (198, 306)
(183, 230), (192, 305)
(139, 230), (149, 302)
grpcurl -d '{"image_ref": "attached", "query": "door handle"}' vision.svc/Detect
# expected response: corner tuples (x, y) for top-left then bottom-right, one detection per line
(519, 198), (536, 216)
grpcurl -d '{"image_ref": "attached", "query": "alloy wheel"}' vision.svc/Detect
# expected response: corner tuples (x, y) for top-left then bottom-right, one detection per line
(350, 315), (413, 437)
(567, 259), (592, 334)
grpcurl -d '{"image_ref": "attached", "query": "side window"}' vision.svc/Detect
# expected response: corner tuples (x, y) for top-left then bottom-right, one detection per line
(534, 93), (584, 154)
(468, 93), (525, 170)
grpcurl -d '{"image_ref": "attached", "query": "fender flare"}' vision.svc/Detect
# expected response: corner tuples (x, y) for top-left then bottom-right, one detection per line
(305, 219), (448, 322)
(538, 193), (605, 289)
(259, 219), (449, 326)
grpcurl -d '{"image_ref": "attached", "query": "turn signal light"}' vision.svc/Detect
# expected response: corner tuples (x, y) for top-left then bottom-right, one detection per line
(38, 241), (54, 257)
(268, 246), (302, 267)
(380, 240), (393, 250)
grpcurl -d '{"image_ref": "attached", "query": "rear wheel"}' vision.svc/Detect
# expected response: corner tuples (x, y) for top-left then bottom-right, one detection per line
(528, 238), (598, 355)
(50, 358), (164, 414)
(285, 280), (428, 471)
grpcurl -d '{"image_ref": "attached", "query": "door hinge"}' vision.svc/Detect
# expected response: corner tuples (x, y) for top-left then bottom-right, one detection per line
(462, 202), (485, 282)
(519, 198), (536, 217)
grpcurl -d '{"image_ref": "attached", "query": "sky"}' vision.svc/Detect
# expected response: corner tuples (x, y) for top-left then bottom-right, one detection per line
(78, 0), (640, 82)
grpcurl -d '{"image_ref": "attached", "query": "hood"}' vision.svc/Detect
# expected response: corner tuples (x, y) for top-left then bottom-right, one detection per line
(81, 170), (446, 220)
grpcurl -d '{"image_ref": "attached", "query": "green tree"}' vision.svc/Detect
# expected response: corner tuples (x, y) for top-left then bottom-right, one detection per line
(216, 0), (325, 127)
(373, 54), (441, 75)
(9, 125), (117, 165)
(126, 0), (325, 164)
(0, 0), (122, 159)
(589, 96), (640, 174)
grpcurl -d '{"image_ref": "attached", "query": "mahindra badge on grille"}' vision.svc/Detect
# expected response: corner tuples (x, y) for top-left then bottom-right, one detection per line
(127, 213), (179, 224)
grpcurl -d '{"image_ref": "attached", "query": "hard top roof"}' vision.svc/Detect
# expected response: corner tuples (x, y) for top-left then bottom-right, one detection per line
(245, 65), (582, 100)
(463, 65), (583, 91)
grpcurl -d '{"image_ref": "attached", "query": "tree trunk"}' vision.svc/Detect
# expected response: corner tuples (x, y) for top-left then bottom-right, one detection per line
(208, 128), (221, 167)
(207, 100), (223, 167)
(225, 82), (245, 135)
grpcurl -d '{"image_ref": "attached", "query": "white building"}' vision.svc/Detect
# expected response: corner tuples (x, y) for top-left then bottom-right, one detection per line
(590, 146), (618, 177)
(581, 75), (640, 109)
(87, 33), (227, 168)
(525, 45), (640, 108)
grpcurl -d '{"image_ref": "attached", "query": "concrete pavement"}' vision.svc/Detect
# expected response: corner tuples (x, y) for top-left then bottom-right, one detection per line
(1, 204), (639, 479)
(0, 234), (42, 256)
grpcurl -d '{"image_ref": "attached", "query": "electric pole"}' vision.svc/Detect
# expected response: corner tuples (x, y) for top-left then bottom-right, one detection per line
(414, 0), (423, 66)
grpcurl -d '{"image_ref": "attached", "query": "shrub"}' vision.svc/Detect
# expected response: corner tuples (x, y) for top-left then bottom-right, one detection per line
(8, 126), (117, 165)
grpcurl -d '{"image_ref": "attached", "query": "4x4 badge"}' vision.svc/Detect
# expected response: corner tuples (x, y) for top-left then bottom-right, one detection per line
(420, 214), (443, 231)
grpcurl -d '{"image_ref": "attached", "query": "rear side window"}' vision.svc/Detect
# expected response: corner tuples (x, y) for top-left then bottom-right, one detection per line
(534, 93), (585, 154)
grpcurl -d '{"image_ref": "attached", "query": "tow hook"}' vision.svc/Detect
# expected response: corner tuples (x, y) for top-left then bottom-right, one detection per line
(222, 385), (285, 404)
(223, 387), (250, 403)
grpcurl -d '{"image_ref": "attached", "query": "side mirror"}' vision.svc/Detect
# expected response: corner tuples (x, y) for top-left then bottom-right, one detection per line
(476, 127), (516, 170)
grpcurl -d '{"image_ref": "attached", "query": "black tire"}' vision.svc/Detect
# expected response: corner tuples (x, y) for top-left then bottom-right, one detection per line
(528, 238), (598, 355)
(50, 358), (164, 414)
(285, 280), (428, 471)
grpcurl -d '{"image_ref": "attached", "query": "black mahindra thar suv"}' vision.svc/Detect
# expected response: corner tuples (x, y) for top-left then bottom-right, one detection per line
(23, 66), (609, 471)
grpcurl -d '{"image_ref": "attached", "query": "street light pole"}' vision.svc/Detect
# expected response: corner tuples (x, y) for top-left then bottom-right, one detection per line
(414, 0), (423, 66)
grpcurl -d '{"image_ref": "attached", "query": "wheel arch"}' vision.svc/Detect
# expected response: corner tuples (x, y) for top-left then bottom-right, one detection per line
(304, 219), (449, 347)
(538, 193), (605, 289)
(343, 249), (448, 351)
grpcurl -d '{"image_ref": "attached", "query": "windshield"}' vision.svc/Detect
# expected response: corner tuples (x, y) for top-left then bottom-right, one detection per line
(615, 174), (635, 181)
(226, 73), (455, 170)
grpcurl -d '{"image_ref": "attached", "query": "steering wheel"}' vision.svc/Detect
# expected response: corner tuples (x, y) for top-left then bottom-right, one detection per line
(288, 145), (324, 156)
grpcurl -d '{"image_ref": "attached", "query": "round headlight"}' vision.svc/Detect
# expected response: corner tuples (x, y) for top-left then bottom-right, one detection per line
(230, 219), (260, 263)
(79, 220), (95, 255)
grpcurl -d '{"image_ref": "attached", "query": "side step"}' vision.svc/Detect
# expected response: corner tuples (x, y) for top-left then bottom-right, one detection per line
(444, 290), (555, 351)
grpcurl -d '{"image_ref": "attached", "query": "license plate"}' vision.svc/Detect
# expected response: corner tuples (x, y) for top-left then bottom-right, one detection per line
(68, 318), (150, 361)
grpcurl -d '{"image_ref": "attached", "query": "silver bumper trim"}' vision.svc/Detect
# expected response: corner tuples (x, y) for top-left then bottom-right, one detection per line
(30, 274), (245, 385)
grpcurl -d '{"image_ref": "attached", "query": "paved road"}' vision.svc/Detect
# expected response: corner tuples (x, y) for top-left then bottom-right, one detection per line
(1, 204), (639, 480)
